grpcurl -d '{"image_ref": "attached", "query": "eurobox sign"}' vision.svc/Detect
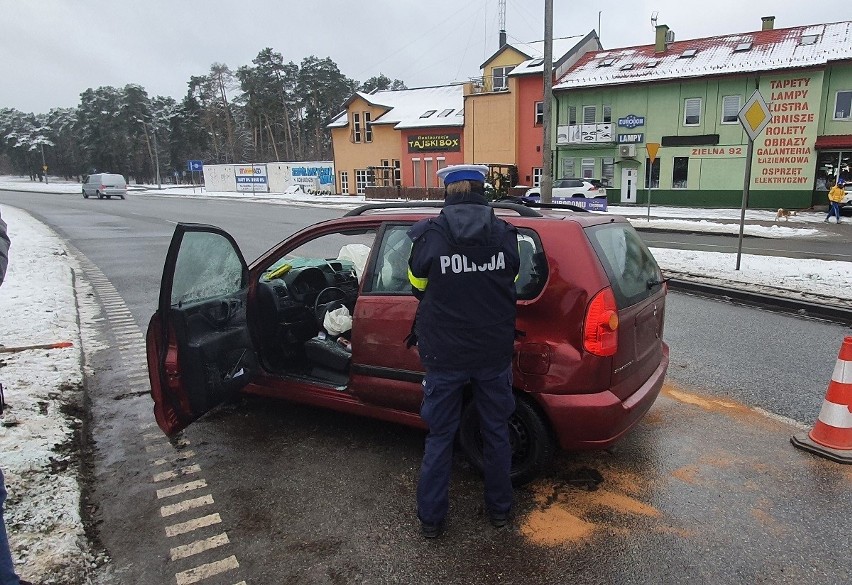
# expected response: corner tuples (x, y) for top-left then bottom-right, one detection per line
(617, 114), (646, 129)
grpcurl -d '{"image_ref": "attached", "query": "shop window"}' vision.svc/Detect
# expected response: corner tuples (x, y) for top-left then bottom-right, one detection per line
(644, 158), (660, 189)
(355, 169), (369, 195)
(583, 106), (596, 125)
(339, 171), (349, 194)
(562, 158), (576, 178)
(393, 160), (401, 186)
(425, 159), (435, 188)
(533, 167), (543, 187)
(602, 158), (614, 187)
(672, 157), (689, 189)
(412, 159), (422, 188)
(834, 91), (852, 120)
(684, 98), (702, 126)
(581, 158), (595, 179)
(535, 101), (544, 126)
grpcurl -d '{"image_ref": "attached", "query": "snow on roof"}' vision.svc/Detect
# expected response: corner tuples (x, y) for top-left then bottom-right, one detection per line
(554, 21), (852, 90)
(327, 85), (464, 130)
(509, 35), (587, 76)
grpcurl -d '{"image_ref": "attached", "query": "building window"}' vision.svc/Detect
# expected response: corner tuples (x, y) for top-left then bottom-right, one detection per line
(420, 110), (437, 118)
(684, 98), (702, 126)
(364, 112), (373, 142)
(425, 158), (435, 188)
(437, 157), (446, 172)
(562, 158), (576, 178)
(672, 157), (689, 188)
(602, 157), (614, 187)
(532, 167), (543, 187)
(568, 106), (577, 125)
(583, 106), (596, 125)
(393, 159), (401, 186)
(534, 101), (544, 126)
(340, 171), (349, 194)
(603, 105), (612, 123)
(412, 159), (422, 188)
(492, 66), (514, 90)
(352, 113), (361, 143)
(581, 158), (595, 179)
(721, 95), (741, 124)
(834, 91), (852, 120)
(355, 169), (370, 195)
(644, 158), (660, 189)
(438, 108), (454, 117)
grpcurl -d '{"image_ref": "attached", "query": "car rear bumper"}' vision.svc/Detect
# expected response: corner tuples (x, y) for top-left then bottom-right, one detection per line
(534, 343), (669, 451)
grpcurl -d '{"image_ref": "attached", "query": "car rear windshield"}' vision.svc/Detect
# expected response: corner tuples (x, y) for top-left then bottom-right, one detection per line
(585, 223), (662, 308)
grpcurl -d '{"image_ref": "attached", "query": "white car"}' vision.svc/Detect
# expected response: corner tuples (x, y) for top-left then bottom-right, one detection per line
(524, 178), (607, 200)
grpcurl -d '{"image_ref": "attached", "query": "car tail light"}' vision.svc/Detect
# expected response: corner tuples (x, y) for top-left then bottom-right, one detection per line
(584, 287), (618, 356)
(99, 184), (106, 190)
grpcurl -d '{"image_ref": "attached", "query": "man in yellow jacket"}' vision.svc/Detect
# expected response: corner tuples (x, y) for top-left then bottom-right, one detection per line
(826, 178), (845, 223)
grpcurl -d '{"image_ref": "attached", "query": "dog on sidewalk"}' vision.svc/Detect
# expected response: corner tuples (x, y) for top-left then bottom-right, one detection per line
(775, 208), (798, 221)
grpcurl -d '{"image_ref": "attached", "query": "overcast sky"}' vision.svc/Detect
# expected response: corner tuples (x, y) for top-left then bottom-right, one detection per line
(1, 0), (847, 114)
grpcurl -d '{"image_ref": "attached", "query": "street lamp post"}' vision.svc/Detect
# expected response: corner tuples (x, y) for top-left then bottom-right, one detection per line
(151, 123), (161, 190)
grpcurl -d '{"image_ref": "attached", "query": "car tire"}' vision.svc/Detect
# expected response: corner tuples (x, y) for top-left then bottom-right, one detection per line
(120, 194), (125, 200)
(82, 190), (88, 199)
(840, 205), (852, 217)
(459, 394), (554, 486)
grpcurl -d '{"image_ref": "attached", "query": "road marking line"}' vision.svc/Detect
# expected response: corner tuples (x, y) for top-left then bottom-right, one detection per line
(157, 479), (207, 499)
(175, 555), (239, 585)
(169, 532), (230, 561)
(165, 513), (221, 537)
(154, 464), (201, 483)
(161, 494), (214, 517)
(151, 450), (196, 466)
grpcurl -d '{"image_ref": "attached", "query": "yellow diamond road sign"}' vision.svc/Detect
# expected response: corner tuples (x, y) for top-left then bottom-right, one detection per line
(738, 89), (772, 141)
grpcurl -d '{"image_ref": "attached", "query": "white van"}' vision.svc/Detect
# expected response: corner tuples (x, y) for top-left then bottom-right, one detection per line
(82, 173), (127, 199)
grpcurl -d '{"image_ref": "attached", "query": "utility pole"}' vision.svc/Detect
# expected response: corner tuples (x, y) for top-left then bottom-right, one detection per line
(152, 123), (161, 190)
(40, 142), (49, 185)
(541, 0), (554, 203)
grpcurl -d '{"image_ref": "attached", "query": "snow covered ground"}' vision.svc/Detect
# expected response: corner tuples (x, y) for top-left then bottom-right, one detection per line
(0, 175), (850, 581)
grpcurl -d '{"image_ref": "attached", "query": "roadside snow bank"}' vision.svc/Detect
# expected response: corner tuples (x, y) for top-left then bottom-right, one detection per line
(0, 204), (92, 583)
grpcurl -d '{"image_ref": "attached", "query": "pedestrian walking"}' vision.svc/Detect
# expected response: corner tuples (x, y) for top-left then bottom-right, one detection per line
(825, 178), (845, 223)
(406, 164), (520, 538)
(0, 209), (31, 585)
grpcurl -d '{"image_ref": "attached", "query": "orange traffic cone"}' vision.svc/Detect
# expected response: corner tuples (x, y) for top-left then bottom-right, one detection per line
(791, 336), (852, 463)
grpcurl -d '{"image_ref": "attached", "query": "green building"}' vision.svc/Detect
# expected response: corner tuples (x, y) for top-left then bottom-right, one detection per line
(552, 17), (852, 208)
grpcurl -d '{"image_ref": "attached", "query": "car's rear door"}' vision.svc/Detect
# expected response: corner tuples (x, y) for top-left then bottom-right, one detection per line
(585, 222), (666, 400)
(147, 223), (258, 436)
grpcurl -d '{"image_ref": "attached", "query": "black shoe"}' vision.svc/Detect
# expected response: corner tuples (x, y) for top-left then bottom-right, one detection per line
(420, 521), (444, 539)
(489, 512), (510, 528)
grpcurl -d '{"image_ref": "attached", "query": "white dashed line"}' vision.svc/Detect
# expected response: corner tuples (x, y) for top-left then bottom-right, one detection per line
(165, 513), (222, 538)
(156, 479), (208, 499)
(174, 555), (239, 585)
(169, 532), (230, 561)
(160, 494), (214, 517)
(153, 464), (202, 483)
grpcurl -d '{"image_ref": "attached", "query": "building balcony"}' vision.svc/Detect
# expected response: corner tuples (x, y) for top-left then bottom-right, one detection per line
(556, 124), (615, 147)
(466, 75), (512, 95)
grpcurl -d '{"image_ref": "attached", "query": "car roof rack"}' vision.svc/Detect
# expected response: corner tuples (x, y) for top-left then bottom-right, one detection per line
(344, 201), (543, 218)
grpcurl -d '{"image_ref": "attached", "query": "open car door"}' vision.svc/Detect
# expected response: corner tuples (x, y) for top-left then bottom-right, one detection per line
(146, 223), (258, 436)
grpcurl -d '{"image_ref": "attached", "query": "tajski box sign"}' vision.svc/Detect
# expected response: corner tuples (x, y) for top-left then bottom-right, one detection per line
(408, 134), (461, 153)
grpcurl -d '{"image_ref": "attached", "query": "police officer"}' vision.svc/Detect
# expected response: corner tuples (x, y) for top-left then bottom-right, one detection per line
(407, 164), (520, 538)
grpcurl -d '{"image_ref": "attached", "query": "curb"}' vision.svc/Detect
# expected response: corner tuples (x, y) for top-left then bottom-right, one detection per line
(668, 278), (852, 325)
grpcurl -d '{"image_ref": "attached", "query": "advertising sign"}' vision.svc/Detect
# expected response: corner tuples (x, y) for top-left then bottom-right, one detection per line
(554, 197), (608, 211)
(407, 133), (461, 153)
(234, 165), (268, 192)
(617, 115), (645, 128)
(618, 133), (644, 144)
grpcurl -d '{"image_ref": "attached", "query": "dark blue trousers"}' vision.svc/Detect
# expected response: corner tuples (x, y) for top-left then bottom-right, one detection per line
(417, 363), (515, 526)
(0, 469), (21, 585)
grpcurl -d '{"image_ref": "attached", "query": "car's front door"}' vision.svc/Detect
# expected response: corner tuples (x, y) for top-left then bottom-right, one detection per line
(146, 223), (258, 436)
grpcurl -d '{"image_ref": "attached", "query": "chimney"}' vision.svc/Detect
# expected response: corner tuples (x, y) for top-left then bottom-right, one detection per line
(499, 29), (507, 48)
(655, 24), (670, 54)
(762, 16), (775, 31)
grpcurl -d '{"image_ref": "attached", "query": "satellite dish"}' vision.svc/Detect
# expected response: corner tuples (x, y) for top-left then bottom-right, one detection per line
(651, 11), (659, 28)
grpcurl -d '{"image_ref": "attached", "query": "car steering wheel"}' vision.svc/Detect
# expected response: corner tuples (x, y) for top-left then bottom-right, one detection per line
(313, 286), (349, 328)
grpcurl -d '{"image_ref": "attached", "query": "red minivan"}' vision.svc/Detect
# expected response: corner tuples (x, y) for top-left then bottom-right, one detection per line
(147, 202), (669, 484)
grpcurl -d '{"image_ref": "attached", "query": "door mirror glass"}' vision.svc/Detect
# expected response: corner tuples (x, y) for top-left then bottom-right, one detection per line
(172, 231), (245, 306)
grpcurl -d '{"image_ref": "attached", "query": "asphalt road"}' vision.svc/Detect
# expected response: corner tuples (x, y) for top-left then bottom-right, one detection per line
(1, 189), (850, 585)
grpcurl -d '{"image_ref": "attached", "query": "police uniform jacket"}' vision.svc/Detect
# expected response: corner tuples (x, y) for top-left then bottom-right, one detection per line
(407, 192), (520, 370)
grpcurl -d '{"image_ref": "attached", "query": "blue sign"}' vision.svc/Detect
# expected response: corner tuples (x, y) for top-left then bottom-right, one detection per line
(187, 160), (203, 171)
(617, 115), (645, 129)
(618, 133), (645, 143)
(554, 197), (608, 212)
